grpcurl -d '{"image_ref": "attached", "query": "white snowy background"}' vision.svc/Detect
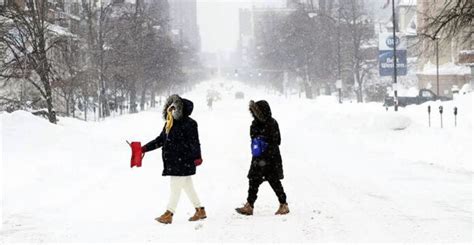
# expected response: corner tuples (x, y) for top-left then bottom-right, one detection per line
(0, 80), (472, 243)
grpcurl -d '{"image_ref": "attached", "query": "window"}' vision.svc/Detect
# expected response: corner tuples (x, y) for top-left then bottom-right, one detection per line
(421, 90), (434, 98)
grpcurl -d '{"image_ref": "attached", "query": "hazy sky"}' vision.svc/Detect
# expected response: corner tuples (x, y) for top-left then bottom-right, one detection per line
(196, 0), (390, 53)
(197, 0), (285, 53)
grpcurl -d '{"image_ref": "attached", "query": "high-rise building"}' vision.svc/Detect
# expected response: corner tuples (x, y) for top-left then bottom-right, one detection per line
(168, 0), (201, 51)
(238, 6), (294, 69)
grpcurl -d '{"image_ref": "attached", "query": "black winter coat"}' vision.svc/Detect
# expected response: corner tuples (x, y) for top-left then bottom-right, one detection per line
(247, 100), (284, 180)
(142, 95), (201, 176)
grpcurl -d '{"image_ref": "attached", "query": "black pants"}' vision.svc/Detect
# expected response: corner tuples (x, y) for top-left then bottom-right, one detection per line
(247, 178), (287, 206)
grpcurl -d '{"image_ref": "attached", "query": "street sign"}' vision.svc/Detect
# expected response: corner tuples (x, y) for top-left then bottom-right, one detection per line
(379, 33), (407, 76)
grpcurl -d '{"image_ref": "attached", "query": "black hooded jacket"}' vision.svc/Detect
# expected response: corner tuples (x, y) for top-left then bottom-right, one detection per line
(248, 100), (284, 180)
(142, 95), (201, 176)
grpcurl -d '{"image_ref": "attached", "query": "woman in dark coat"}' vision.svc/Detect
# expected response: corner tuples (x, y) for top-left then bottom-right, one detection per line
(142, 94), (206, 224)
(236, 100), (289, 216)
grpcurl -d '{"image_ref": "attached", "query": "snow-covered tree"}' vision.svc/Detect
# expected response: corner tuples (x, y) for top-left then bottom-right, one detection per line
(0, 1), (75, 123)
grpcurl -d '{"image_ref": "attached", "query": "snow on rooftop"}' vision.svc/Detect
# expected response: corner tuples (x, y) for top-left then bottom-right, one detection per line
(460, 50), (474, 55)
(47, 23), (76, 38)
(63, 12), (80, 22)
(419, 61), (471, 75)
(405, 14), (417, 36)
(399, 0), (417, 6)
(361, 39), (378, 49)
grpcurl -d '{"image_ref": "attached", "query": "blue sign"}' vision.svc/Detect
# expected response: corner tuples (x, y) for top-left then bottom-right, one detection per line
(379, 50), (407, 76)
(379, 33), (407, 77)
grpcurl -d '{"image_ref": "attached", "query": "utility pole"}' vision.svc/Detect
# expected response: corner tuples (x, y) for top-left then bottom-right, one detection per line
(391, 0), (398, 111)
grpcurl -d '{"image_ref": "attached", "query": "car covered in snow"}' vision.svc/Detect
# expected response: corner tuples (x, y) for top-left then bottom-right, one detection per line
(383, 89), (452, 107)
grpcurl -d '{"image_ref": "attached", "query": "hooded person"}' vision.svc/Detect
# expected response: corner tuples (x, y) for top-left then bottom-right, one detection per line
(235, 100), (289, 216)
(141, 94), (206, 224)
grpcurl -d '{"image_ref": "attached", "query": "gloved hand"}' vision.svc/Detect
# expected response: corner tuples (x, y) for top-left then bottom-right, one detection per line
(140, 146), (146, 159)
(194, 158), (203, 166)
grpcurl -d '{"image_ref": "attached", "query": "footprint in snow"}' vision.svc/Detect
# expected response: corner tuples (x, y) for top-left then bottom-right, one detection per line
(194, 223), (203, 230)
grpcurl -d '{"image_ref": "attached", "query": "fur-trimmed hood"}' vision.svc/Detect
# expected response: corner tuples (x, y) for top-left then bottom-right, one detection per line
(163, 94), (194, 120)
(249, 100), (272, 122)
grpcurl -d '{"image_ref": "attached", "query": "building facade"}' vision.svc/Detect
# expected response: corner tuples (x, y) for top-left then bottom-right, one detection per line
(416, 0), (472, 96)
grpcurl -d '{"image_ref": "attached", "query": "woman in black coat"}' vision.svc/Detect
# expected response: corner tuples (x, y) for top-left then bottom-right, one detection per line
(236, 100), (289, 216)
(142, 94), (206, 224)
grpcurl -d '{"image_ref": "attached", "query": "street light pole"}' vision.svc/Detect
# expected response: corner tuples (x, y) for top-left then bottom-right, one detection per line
(337, 7), (342, 104)
(391, 0), (398, 111)
(436, 38), (440, 96)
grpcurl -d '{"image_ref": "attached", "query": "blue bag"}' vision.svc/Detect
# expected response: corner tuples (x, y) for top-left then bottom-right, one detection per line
(251, 137), (268, 157)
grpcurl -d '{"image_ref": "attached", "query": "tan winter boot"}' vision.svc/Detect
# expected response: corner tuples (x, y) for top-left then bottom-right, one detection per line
(155, 210), (173, 224)
(275, 203), (289, 215)
(189, 207), (207, 221)
(235, 202), (253, 215)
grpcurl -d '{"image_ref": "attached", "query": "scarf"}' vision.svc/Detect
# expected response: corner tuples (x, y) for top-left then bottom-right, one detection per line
(165, 110), (174, 134)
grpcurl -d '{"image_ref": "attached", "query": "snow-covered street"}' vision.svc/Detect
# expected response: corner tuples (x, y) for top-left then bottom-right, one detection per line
(1, 81), (472, 243)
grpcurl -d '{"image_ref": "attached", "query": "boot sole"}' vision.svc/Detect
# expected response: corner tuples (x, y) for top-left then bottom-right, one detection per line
(189, 216), (207, 222)
(157, 220), (172, 224)
(155, 218), (172, 224)
(235, 209), (253, 216)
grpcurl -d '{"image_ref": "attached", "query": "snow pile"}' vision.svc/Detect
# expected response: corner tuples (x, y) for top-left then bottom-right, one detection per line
(460, 83), (472, 94)
(1, 81), (472, 243)
(295, 96), (412, 131)
(396, 86), (420, 96)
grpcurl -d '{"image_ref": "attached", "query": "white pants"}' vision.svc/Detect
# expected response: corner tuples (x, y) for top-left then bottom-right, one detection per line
(167, 176), (202, 213)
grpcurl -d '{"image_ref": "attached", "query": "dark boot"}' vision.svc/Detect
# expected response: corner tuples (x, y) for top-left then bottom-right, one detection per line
(235, 202), (253, 215)
(155, 210), (173, 224)
(275, 203), (289, 215)
(189, 207), (207, 221)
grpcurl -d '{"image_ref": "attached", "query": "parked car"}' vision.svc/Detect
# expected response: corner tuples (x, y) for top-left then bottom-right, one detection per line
(383, 89), (452, 107)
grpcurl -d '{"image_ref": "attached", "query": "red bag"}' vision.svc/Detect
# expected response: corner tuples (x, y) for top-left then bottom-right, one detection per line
(130, 141), (143, 168)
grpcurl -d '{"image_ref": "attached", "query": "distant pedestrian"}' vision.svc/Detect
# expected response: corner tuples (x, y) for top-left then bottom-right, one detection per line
(207, 96), (213, 110)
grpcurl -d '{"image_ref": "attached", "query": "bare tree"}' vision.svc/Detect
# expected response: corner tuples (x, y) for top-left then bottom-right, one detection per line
(340, 0), (375, 102)
(80, 0), (114, 119)
(0, 1), (72, 123)
(53, 39), (82, 117)
(1, 0), (187, 119)
(108, 0), (184, 113)
(420, 0), (473, 41)
(254, 8), (321, 98)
